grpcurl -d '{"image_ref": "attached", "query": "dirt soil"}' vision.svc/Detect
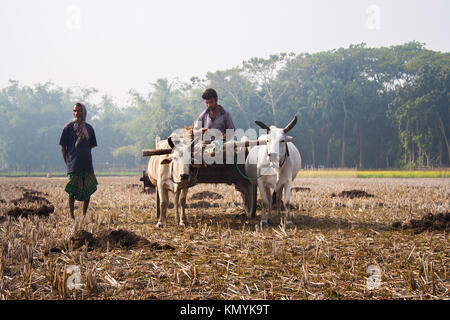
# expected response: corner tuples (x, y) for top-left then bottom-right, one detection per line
(1, 188), (54, 220)
(292, 187), (311, 192)
(69, 229), (175, 251)
(6, 205), (55, 219)
(392, 212), (450, 234)
(11, 191), (51, 205)
(332, 189), (374, 199)
(190, 191), (224, 200)
(188, 201), (220, 208)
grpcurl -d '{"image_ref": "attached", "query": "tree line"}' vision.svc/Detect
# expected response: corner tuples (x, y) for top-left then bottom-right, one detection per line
(0, 41), (448, 172)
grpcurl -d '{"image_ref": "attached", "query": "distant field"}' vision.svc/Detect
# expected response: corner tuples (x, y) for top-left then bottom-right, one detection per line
(0, 171), (141, 177)
(0, 169), (448, 178)
(298, 169), (449, 178)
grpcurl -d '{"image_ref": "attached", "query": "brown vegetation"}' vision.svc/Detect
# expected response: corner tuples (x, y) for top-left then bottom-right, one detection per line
(0, 176), (449, 300)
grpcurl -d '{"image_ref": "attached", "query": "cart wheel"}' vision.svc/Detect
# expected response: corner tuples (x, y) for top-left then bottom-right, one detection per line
(242, 183), (257, 218)
(155, 188), (160, 219)
(140, 170), (147, 191)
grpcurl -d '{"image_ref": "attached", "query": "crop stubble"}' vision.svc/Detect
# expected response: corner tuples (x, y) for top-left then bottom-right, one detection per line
(0, 176), (448, 300)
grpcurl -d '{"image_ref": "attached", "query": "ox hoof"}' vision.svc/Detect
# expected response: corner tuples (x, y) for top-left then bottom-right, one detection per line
(156, 222), (165, 228)
(179, 221), (187, 227)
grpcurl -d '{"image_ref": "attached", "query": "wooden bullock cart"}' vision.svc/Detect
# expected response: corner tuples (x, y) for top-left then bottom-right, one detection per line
(140, 139), (263, 218)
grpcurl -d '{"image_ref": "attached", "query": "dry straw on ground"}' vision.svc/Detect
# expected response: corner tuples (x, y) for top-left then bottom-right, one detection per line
(0, 176), (448, 300)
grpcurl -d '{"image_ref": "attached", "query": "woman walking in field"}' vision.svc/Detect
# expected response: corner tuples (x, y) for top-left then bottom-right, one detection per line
(59, 102), (98, 219)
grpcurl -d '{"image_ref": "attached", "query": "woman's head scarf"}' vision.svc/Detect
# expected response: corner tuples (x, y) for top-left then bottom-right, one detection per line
(73, 102), (89, 148)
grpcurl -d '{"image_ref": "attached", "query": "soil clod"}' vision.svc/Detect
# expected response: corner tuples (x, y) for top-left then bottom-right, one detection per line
(188, 201), (219, 208)
(292, 187), (311, 192)
(191, 191), (224, 200)
(392, 212), (449, 234)
(11, 190), (51, 205)
(332, 190), (374, 199)
(68, 229), (174, 251)
(6, 205), (54, 219)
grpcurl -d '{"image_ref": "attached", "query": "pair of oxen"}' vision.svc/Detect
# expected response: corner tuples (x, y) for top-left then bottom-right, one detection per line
(147, 116), (301, 228)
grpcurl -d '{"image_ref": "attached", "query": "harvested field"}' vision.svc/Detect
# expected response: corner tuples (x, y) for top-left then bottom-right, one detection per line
(0, 176), (449, 300)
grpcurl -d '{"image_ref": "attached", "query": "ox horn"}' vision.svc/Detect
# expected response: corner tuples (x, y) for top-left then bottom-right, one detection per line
(255, 120), (270, 131)
(283, 116), (298, 133)
(168, 136), (176, 149)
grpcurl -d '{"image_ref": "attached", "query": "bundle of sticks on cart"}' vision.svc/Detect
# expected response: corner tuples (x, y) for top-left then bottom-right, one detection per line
(142, 139), (269, 157)
(142, 136), (292, 158)
(140, 130), (273, 218)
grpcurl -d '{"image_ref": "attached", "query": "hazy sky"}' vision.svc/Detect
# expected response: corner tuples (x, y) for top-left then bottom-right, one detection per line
(1, 0), (449, 104)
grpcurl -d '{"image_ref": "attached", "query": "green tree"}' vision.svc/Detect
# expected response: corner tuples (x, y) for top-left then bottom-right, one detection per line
(243, 53), (295, 126)
(390, 50), (450, 167)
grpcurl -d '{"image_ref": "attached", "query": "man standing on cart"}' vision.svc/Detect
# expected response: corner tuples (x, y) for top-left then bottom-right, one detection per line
(194, 88), (235, 141)
(194, 88), (247, 192)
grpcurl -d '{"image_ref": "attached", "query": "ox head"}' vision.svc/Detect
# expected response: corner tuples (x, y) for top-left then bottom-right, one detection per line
(161, 131), (196, 185)
(255, 116), (297, 165)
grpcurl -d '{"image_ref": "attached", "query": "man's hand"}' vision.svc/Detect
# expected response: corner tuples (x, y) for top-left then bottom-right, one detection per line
(192, 128), (209, 142)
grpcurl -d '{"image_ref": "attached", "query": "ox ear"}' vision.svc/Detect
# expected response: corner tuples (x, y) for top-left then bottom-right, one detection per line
(283, 116), (297, 133)
(255, 120), (270, 131)
(161, 158), (172, 165)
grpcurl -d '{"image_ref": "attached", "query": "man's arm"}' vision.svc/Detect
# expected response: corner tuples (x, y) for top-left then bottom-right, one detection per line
(193, 115), (209, 142)
(90, 126), (98, 149)
(60, 145), (67, 165)
(223, 112), (236, 141)
(59, 126), (68, 164)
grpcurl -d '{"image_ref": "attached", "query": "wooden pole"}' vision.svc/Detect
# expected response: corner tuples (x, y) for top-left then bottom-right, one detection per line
(142, 149), (172, 157)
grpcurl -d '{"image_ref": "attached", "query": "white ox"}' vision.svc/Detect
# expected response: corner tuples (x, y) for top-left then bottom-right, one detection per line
(245, 116), (301, 226)
(147, 132), (193, 227)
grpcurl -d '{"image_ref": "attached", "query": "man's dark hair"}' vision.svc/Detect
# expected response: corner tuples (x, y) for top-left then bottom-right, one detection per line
(202, 88), (218, 101)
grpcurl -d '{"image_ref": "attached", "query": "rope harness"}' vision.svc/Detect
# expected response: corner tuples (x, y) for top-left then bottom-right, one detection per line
(236, 141), (290, 181)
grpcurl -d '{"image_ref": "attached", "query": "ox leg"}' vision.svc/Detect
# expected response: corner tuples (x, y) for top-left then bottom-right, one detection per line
(266, 187), (273, 224)
(175, 189), (181, 225)
(283, 182), (293, 227)
(179, 188), (188, 227)
(156, 184), (168, 228)
(260, 185), (273, 226)
(276, 189), (282, 217)
(257, 180), (269, 226)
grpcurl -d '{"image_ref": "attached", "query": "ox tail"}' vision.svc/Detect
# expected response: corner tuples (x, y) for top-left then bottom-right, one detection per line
(272, 191), (277, 205)
(272, 190), (286, 210)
